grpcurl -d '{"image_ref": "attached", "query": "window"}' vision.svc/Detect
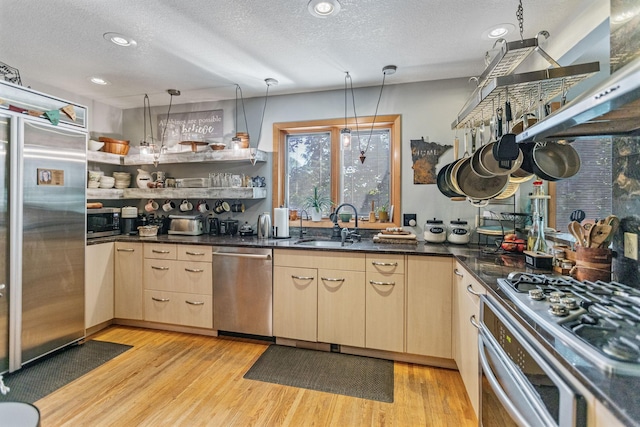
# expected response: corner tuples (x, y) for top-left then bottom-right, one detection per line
(273, 115), (401, 228)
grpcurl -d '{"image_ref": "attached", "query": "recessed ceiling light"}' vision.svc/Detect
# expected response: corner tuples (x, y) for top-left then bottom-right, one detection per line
(308, 0), (341, 18)
(481, 23), (516, 40)
(89, 77), (110, 85)
(103, 32), (137, 47)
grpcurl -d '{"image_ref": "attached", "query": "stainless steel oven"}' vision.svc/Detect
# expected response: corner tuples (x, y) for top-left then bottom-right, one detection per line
(478, 294), (587, 427)
(87, 207), (121, 238)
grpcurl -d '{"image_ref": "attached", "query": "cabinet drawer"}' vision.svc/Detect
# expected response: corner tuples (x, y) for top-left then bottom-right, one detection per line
(144, 259), (176, 290)
(144, 290), (212, 328)
(144, 243), (177, 260)
(274, 249), (365, 271)
(177, 245), (212, 262)
(366, 254), (405, 274)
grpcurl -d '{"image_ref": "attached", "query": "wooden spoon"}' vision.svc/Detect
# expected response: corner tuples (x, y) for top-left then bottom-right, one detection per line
(568, 221), (585, 246)
(588, 224), (612, 248)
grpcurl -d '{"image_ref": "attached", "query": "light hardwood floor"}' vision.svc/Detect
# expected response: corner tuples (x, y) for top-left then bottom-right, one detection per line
(34, 326), (476, 426)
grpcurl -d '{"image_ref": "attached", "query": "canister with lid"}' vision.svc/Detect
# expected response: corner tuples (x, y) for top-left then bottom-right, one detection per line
(448, 219), (471, 244)
(424, 218), (446, 243)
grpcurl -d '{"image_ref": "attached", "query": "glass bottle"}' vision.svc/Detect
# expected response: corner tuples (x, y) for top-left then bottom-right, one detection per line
(530, 213), (548, 253)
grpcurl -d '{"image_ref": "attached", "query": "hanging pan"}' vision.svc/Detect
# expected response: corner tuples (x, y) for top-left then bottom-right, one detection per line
(437, 161), (464, 198)
(453, 157), (509, 201)
(492, 91), (520, 169)
(530, 141), (581, 181)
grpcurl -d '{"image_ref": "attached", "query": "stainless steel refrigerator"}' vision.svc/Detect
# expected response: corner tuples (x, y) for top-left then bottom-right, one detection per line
(1, 81), (87, 373)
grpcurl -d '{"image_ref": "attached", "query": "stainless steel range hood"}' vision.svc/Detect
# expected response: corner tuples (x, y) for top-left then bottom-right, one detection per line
(517, 55), (640, 143)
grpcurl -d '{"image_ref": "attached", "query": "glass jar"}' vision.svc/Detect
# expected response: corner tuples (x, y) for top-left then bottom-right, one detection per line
(424, 218), (446, 243)
(447, 219), (470, 244)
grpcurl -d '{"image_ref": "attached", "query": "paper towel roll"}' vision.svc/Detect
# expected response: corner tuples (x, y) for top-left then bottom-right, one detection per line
(274, 207), (289, 238)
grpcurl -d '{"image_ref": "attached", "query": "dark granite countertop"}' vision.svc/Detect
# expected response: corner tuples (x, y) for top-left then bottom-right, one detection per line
(88, 234), (638, 426)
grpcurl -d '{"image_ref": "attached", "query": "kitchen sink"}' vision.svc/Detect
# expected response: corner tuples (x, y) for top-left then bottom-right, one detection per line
(294, 239), (352, 248)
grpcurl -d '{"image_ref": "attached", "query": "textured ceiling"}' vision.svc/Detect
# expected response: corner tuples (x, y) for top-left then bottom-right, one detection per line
(0, 0), (601, 109)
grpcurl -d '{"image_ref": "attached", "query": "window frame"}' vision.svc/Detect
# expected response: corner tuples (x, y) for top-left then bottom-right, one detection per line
(272, 114), (401, 229)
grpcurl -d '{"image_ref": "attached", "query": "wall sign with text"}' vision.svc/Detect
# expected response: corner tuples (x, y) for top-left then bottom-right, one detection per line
(410, 137), (452, 184)
(157, 110), (223, 145)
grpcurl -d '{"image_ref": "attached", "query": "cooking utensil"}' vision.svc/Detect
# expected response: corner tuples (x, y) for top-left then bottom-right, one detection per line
(455, 157), (509, 200)
(588, 224), (612, 248)
(569, 209), (586, 223)
(569, 221), (585, 246)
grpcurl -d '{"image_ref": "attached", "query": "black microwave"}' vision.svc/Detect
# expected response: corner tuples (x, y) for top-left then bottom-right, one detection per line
(87, 207), (121, 238)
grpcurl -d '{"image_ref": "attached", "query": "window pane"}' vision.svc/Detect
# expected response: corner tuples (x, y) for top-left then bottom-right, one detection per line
(342, 129), (390, 213)
(286, 132), (332, 215)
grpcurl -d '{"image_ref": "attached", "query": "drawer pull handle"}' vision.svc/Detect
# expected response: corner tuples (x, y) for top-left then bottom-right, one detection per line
(186, 251), (205, 256)
(369, 280), (395, 286)
(467, 284), (482, 296)
(185, 268), (204, 273)
(151, 297), (170, 302)
(151, 266), (170, 271)
(117, 248), (135, 252)
(185, 300), (205, 306)
(371, 261), (398, 266)
(454, 268), (464, 277)
(469, 315), (480, 330)
(152, 249), (171, 254)
(321, 277), (345, 282)
(291, 275), (314, 280)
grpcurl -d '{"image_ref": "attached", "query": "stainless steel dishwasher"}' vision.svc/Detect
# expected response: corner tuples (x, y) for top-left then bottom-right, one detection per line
(212, 246), (273, 336)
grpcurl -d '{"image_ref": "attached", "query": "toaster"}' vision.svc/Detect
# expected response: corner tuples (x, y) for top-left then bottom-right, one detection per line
(168, 214), (204, 235)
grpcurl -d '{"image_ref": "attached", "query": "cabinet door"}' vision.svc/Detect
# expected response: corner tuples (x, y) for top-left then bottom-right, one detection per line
(406, 256), (453, 358)
(366, 271), (405, 352)
(273, 266), (318, 342)
(114, 242), (143, 320)
(317, 268), (365, 347)
(453, 262), (485, 419)
(85, 242), (114, 328)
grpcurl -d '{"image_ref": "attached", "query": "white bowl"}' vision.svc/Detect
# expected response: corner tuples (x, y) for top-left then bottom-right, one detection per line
(88, 140), (105, 151)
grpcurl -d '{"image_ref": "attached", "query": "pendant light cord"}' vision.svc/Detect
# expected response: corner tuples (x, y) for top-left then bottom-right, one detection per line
(349, 70), (388, 157)
(235, 84), (250, 139)
(254, 82), (272, 148)
(143, 94), (154, 144)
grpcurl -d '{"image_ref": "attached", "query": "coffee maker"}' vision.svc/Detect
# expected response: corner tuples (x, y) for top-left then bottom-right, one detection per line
(121, 206), (139, 235)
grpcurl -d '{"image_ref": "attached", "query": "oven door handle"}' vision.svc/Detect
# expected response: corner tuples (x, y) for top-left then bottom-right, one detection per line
(478, 333), (555, 427)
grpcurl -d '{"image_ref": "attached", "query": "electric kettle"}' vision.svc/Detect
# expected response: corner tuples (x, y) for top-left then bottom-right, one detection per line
(257, 212), (271, 239)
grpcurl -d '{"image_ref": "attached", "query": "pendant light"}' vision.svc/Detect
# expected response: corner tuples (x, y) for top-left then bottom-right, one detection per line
(140, 94), (154, 155)
(234, 78), (278, 164)
(153, 89), (180, 167)
(340, 72), (352, 149)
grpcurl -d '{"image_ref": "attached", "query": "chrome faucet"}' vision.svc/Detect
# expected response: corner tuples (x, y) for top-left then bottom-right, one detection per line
(332, 203), (360, 242)
(298, 209), (308, 239)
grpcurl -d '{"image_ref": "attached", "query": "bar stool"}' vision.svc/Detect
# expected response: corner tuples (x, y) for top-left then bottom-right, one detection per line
(0, 402), (41, 427)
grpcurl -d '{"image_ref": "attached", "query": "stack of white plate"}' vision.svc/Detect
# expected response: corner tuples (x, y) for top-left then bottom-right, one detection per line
(99, 176), (115, 189)
(113, 172), (131, 189)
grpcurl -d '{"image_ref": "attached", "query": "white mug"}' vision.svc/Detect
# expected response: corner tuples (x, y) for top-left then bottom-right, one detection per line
(197, 200), (209, 213)
(162, 200), (176, 212)
(145, 199), (159, 212)
(180, 199), (193, 212)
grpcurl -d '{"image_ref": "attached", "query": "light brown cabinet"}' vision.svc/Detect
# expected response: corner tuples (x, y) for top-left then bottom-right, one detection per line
(85, 242), (114, 329)
(273, 265), (318, 342)
(317, 267), (366, 347)
(365, 254), (405, 353)
(114, 242), (143, 320)
(452, 261), (485, 419)
(143, 243), (213, 328)
(406, 255), (453, 359)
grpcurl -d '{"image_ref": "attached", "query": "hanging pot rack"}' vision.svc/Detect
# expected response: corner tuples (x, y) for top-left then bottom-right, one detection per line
(451, 31), (600, 130)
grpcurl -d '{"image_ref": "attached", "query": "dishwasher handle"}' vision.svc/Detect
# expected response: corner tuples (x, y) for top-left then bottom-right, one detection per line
(212, 251), (271, 260)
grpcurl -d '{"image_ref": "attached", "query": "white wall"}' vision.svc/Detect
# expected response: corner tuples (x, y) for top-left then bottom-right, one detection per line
(121, 77), (487, 238)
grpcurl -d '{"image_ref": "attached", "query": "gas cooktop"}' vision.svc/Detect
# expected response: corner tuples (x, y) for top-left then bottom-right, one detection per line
(497, 272), (640, 376)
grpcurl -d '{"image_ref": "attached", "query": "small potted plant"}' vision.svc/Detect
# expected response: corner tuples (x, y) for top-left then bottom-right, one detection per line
(377, 204), (389, 222)
(303, 186), (333, 221)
